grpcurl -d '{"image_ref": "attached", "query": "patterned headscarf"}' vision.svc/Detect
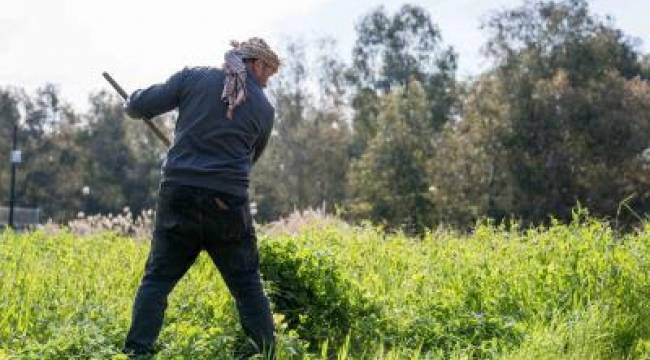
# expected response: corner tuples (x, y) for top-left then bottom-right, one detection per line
(221, 38), (280, 119)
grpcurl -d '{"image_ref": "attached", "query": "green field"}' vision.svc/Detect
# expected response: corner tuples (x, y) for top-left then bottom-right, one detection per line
(1, 214), (650, 359)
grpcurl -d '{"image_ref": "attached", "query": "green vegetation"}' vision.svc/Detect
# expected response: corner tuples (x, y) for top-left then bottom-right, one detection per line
(1, 213), (649, 359)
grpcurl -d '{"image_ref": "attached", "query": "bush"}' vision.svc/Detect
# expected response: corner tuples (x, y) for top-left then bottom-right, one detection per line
(259, 237), (382, 351)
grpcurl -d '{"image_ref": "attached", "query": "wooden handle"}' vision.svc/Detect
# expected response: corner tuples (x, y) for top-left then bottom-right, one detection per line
(102, 72), (129, 100)
(102, 72), (171, 147)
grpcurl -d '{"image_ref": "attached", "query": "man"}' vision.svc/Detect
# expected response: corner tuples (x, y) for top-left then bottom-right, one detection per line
(122, 38), (280, 358)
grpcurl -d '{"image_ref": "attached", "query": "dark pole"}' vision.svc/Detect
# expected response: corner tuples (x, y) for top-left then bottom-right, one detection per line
(8, 123), (17, 229)
(101, 72), (171, 147)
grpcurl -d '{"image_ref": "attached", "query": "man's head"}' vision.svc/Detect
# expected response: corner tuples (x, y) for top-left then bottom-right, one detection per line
(244, 58), (278, 88)
(238, 38), (280, 88)
(222, 37), (280, 119)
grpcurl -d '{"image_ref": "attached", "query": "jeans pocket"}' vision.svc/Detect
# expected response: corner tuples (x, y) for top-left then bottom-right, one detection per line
(209, 197), (248, 243)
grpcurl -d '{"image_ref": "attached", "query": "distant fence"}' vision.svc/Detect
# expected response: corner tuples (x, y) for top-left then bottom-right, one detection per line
(0, 206), (41, 229)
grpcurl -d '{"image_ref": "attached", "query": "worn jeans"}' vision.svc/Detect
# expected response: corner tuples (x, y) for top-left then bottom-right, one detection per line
(124, 182), (275, 356)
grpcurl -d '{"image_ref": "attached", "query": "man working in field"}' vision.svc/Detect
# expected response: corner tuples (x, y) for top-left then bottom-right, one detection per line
(121, 38), (279, 358)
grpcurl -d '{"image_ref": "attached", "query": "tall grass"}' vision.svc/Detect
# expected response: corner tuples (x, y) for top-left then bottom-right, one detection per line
(0, 214), (649, 359)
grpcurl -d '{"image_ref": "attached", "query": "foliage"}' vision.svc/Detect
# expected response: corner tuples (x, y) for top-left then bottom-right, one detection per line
(0, 88), (22, 209)
(0, 86), (172, 223)
(2, 215), (650, 358)
(427, 0), (650, 228)
(259, 237), (381, 351)
(484, 0), (650, 224)
(0, 85), (88, 221)
(0, 229), (309, 359)
(348, 80), (435, 233)
(252, 39), (351, 221)
(348, 4), (457, 154)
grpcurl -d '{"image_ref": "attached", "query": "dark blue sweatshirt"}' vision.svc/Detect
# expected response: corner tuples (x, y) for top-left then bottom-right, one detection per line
(126, 66), (275, 198)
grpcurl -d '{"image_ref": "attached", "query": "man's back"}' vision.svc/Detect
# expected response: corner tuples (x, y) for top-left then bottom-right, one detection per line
(127, 66), (275, 198)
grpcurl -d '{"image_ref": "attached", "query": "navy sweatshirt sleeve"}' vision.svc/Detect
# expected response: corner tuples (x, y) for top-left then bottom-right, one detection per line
(126, 68), (187, 119)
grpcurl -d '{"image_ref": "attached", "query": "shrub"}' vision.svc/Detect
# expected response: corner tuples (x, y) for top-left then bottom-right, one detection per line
(259, 237), (382, 351)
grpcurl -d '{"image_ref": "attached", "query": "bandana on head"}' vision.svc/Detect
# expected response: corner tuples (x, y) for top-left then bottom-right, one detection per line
(221, 38), (280, 119)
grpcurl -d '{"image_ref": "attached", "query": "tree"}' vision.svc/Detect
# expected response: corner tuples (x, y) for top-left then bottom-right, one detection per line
(251, 39), (351, 221)
(76, 90), (173, 217)
(349, 4), (457, 155)
(348, 80), (434, 233)
(428, 0), (650, 227)
(427, 76), (515, 227)
(0, 88), (22, 208)
(121, 108), (173, 216)
(19, 86), (87, 221)
(77, 91), (134, 216)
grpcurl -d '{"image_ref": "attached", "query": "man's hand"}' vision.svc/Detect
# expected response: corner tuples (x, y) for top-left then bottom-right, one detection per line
(124, 91), (143, 119)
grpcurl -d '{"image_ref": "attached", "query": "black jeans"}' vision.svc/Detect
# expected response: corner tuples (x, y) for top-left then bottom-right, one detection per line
(124, 183), (275, 356)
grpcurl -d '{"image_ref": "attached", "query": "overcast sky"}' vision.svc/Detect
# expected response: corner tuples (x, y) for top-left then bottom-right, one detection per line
(1, 0), (648, 111)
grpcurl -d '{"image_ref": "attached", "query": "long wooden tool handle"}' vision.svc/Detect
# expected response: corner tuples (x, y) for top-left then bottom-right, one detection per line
(102, 72), (129, 100)
(102, 72), (171, 147)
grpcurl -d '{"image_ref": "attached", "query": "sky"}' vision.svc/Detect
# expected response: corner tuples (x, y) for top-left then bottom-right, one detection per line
(1, 0), (648, 112)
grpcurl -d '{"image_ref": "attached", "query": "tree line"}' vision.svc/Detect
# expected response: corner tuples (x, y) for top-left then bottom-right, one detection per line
(1, 0), (649, 231)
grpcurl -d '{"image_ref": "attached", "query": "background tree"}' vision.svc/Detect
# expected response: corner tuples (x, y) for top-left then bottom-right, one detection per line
(427, 0), (650, 227)
(19, 86), (87, 221)
(252, 39), (351, 221)
(348, 4), (457, 156)
(121, 109), (174, 216)
(0, 88), (22, 211)
(0, 85), (90, 222)
(348, 80), (434, 233)
(427, 76), (514, 227)
(78, 91), (172, 217)
(77, 91), (133, 215)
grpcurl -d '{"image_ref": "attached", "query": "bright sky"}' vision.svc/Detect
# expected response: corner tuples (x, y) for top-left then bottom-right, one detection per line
(1, 0), (648, 112)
